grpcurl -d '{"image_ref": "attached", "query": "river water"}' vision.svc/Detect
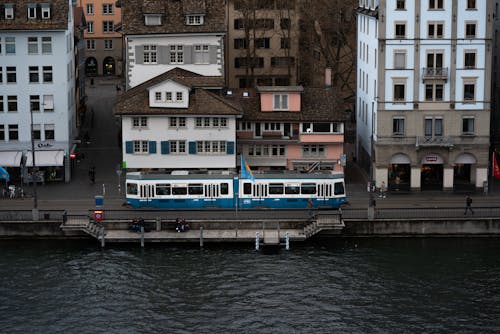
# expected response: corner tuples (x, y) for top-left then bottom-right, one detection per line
(0, 238), (499, 334)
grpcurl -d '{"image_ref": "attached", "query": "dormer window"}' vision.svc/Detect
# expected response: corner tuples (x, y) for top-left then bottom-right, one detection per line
(27, 4), (36, 19)
(41, 3), (50, 19)
(144, 14), (162, 26)
(273, 94), (289, 110)
(186, 15), (204, 25)
(5, 4), (14, 19)
(176, 92), (183, 102)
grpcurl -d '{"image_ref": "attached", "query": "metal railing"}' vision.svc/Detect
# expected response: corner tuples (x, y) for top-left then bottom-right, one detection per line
(341, 207), (500, 220)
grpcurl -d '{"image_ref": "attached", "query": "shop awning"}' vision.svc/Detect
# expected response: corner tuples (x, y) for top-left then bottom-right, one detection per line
(0, 151), (23, 167)
(25, 150), (65, 167)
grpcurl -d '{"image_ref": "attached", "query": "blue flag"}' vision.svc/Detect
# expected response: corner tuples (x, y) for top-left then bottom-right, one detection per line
(241, 155), (255, 181)
(0, 165), (10, 181)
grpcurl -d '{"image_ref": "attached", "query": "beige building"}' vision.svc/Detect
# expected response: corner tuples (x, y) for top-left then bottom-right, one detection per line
(226, 0), (300, 88)
(78, 0), (122, 76)
(357, 0), (492, 192)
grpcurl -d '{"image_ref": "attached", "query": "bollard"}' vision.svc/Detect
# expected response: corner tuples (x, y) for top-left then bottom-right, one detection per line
(285, 231), (289, 251)
(100, 226), (105, 248)
(156, 217), (161, 231)
(140, 226), (144, 248)
(200, 226), (204, 248)
(255, 232), (259, 251)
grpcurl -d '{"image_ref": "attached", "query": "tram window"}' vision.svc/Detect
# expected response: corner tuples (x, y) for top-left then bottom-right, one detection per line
(220, 183), (229, 195)
(243, 182), (252, 195)
(172, 186), (188, 195)
(285, 184), (300, 194)
(301, 183), (316, 194)
(156, 183), (171, 195)
(126, 183), (138, 195)
(334, 182), (345, 195)
(269, 183), (284, 195)
(188, 184), (203, 195)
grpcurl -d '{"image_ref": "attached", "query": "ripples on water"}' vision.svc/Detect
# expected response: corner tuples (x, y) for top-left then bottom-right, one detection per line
(0, 238), (499, 334)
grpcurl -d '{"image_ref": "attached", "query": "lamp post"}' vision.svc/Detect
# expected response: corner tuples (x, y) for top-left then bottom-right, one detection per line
(30, 108), (38, 220)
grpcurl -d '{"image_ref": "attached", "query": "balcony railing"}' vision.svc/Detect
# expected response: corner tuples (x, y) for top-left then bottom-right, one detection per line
(416, 136), (454, 149)
(422, 67), (448, 80)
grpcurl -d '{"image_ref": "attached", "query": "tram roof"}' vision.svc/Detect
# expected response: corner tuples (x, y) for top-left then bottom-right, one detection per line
(126, 170), (344, 181)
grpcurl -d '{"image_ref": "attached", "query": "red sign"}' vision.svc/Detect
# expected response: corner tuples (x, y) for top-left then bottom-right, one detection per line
(425, 155), (437, 162)
(94, 210), (103, 222)
(494, 152), (500, 180)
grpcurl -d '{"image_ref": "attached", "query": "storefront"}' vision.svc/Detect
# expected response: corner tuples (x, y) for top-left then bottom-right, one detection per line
(388, 153), (411, 192)
(453, 153), (476, 192)
(24, 150), (66, 183)
(0, 151), (23, 183)
(421, 154), (444, 191)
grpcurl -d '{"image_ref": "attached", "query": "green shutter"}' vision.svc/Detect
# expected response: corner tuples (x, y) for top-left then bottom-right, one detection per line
(189, 141), (197, 154)
(149, 141), (157, 154)
(161, 141), (170, 154)
(226, 141), (234, 155)
(125, 141), (133, 153)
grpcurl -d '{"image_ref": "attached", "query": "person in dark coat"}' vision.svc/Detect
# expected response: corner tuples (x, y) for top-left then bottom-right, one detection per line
(464, 195), (474, 215)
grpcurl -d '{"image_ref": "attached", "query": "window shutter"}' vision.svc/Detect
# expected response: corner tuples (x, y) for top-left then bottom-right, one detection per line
(226, 141), (234, 155)
(184, 45), (192, 64)
(161, 141), (170, 154)
(158, 46), (169, 64)
(189, 141), (196, 154)
(125, 141), (133, 153)
(149, 141), (157, 154)
(135, 46), (144, 64)
(209, 45), (218, 64)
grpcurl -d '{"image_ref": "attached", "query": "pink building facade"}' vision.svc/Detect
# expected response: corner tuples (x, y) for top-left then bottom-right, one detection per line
(235, 86), (347, 172)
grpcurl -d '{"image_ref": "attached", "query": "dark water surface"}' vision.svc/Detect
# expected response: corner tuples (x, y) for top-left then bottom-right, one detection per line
(0, 238), (499, 334)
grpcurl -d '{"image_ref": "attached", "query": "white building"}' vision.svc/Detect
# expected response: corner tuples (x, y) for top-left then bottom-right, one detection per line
(114, 68), (242, 170)
(356, 0), (492, 192)
(0, 0), (76, 183)
(122, 0), (226, 90)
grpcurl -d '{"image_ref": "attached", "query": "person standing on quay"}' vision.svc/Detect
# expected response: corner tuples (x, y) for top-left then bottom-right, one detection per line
(464, 194), (474, 215)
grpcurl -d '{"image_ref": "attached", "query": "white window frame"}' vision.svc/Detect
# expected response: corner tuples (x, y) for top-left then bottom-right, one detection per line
(28, 37), (38, 54)
(170, 45), (184, 64)
(102, 3), (113, 15)
(394, 50), (407, 69)
(143, 45), (157, 64)
(186, 15), (204, 25)
(273, 94), (289, 110)
(87, 39), (95, 50)
(176, 92), (183, 102)
(193, 45), (210, 64)
(302, 144), (326, 157)
(87, 21), (94, 34)
(462, 116), (475, 135)
(42, 95), (54, 111)
(428, 22), (444, 39)
(103, 21), (114, 33)
(166, 92), (173, 102)
(428, 0), (444, 10)
(170, 140), (186, 154)
(5, 6), (14, 19)
(41, 36), (52, 54)
(29, 66), (39, 83)
(144, 14), (162, 26)
(30, 95), (40, 112)
(41, 4), (50, 19)
(155, 92), (162, 101)
(7, 95), (17, 112)
(104, 39), (113, 50)
(44, 124), (55, 140)
(86, 3), (94, 15)
(169, 117), (186, 128)
(395, 22), (406, 39)
(28, 5), (36, 19)
(133, 140), (149, 154)
(465, 22), (477, 39)
(196, 141), (226, 155)
(393, 117), (405, 136)
(132, 116), (148, 128)
(5, 37), (15, 54)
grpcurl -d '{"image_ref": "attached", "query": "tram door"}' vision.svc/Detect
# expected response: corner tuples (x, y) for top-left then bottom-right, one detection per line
(140, 184), (155, 205)
(317, 183), (332, 203)
(204, 184), (218, 205)
(253, 183), (267, 205)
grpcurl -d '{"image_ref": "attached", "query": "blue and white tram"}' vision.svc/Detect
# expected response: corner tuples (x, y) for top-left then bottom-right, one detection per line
(125, 170), (347, 209)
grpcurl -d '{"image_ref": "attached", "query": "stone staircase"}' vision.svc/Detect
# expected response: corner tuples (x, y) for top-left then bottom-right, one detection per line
(60, 215), (105, 239)
(303, 214), (345, 238)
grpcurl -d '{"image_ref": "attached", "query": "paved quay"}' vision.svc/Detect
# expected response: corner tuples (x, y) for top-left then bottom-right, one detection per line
(2, 76), (500, 213)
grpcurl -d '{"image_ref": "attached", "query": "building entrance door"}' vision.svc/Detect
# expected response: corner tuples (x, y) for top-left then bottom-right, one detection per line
(421, 164), (443, 190)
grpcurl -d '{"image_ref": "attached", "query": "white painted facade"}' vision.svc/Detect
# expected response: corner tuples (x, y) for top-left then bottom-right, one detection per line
(121, 78), (237, 170)
(0, 1), (75, 182)
(357, 0), (492, 192)
(125, 34), (224, 89)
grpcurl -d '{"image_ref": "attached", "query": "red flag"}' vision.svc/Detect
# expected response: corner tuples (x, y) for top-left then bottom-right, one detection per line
(494, 152), (500, 180)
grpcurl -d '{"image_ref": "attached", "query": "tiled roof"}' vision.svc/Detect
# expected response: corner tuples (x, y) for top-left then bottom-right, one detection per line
(228, 88), (349, 122)
(123, 0), (225, 35)
(0, 0), (69, 30)
(114, 68), (242, 116)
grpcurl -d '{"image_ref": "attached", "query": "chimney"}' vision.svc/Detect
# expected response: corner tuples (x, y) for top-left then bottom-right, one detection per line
(325, 68), (332, 87)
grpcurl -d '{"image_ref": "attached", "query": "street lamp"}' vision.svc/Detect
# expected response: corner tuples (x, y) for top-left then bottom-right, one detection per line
(30, 107), (38, 219)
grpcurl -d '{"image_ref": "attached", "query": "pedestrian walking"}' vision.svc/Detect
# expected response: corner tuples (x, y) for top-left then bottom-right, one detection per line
(464, 194), (474, 215)
(379, 181), (387, 198)
(89, 166), (96, 184)
(307, 198), (314, 218)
